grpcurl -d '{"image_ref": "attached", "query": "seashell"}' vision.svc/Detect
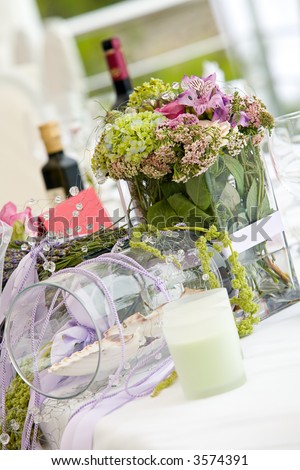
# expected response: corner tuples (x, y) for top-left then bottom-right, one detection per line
(121, 310), (162, 338)
(181, 287), (204, 297)
(48, 288), (203, 377)
(48, 330), (141, 377)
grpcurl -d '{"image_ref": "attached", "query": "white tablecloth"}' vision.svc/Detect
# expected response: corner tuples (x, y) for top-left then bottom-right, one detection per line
(92, 304), (300, 450)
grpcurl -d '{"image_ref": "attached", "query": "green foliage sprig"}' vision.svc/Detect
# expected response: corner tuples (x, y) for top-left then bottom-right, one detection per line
(130, 227), (182, 269)
(151, 371), (178, 397)
(130, 231), (166, 261)
(195, 225), (259, 337)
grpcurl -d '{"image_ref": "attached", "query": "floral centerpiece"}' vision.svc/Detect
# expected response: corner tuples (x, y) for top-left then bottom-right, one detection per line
(92, 73), (299, 319)
(92, 74), (273, 219)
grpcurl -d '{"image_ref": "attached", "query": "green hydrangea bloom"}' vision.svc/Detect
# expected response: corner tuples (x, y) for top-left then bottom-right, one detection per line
(92, 111), (165, 180)
(128, 78), (172, 110)
(91, 134), (110, 176)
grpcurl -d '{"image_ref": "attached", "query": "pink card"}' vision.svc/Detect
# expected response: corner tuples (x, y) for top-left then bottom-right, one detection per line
(42, 187), (112, 237)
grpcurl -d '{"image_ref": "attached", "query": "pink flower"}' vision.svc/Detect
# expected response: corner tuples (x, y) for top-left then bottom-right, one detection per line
(0, 201), (32, 227)
(156, 101), (185, 119)
(176, 74), (224, 116)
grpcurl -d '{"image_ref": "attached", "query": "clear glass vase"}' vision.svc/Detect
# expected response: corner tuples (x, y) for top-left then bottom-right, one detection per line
(268, 110), (300, 198)
(204, 140), (299, 318)
(124, 230), (227, 293)
(118, 139), (300, 319)
(4, 254), (194, 400)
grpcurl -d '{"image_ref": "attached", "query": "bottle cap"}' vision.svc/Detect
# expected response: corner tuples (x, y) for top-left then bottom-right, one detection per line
(39, 121), (63, 154)
(102, 37), (121, 51)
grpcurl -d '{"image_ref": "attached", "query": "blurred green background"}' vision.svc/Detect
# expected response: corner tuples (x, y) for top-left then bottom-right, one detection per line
(36, 0), (123, 18)
(36, 0), (241, 99)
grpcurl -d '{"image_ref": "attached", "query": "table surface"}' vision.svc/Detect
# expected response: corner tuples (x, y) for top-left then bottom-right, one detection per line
(90, 303), (300, 450)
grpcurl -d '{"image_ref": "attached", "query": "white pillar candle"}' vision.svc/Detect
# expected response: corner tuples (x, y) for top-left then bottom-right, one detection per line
(162, 288), (246, 399)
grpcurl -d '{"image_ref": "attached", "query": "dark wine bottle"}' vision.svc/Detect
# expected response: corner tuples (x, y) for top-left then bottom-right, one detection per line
(101, 37), (133, 110)
(39, 121), (84, 201)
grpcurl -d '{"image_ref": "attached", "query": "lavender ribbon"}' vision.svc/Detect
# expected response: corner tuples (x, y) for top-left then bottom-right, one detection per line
(61, 359), (174, 449)
(0, 243), (47, 449)
(50, 320), (96, 364)
(0, 246), (41, 325)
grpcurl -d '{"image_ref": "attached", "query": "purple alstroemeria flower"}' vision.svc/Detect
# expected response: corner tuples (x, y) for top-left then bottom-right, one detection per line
(232, 111), (249, 127)
(175, 73), (224, 116)
(212, 105), (230, 122)
(212, 94), (232, 122)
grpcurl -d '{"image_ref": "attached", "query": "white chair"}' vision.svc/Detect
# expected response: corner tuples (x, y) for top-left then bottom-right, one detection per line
(41, 18), (87, 128)
(0, 73), (48, 209)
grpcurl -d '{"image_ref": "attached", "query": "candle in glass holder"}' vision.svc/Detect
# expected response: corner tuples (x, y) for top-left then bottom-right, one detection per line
(162, 288), (246, 399)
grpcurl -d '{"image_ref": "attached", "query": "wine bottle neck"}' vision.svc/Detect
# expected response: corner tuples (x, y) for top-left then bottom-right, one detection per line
(39, 121), (64, 154)
(48, 150), (64, 159)
(105, 46), (128, 80)
(113, 77), (133, 95)
(104, 46), (132, 92)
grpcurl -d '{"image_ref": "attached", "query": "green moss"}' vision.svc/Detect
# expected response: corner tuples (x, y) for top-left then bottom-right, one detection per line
(0, 374), (30, 450)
